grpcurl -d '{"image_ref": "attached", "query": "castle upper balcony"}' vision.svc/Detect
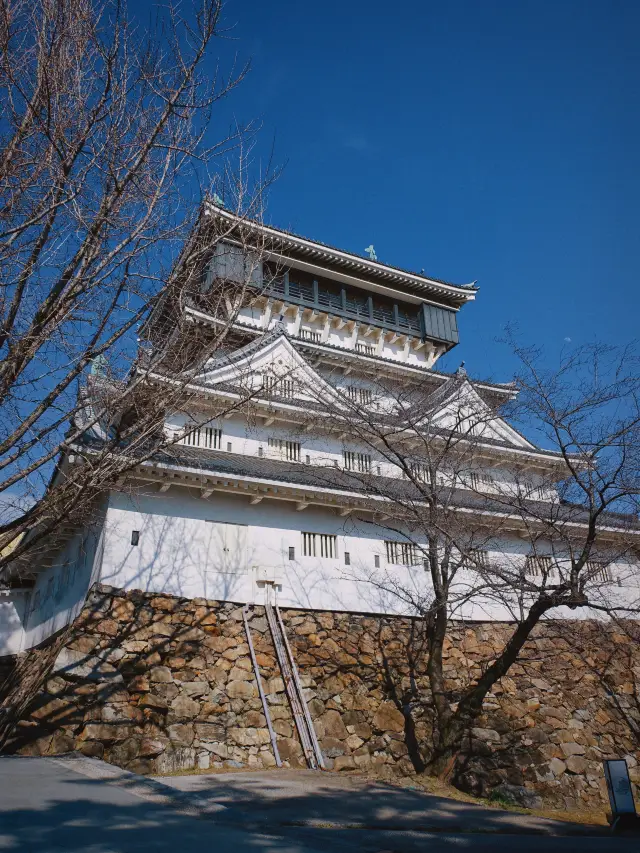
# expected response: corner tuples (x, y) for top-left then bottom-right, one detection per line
(168, 205), (479, 370)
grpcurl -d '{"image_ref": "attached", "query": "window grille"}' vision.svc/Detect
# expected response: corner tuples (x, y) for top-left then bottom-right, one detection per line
(385, 540), (420, 566)
(345, 386), (373, 405)
(524, 554), (552, 577)
(181, 426), (222, 449)
(300, 328), (322, 342)
(409, 462), (430, 481)
(262, 374), (296, 398)
(343, 451), (372, 473)
(268, 437), (301, 462)
(469, 471), (480, 489)
(466, 548), (488, 568)
(302, 532), (337, 559)
(586, 562), (613, 583)
(355, 342), (376, 356)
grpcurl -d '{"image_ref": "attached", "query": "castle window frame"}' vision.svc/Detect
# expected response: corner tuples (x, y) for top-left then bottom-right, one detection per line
(302, 532), (337, 559)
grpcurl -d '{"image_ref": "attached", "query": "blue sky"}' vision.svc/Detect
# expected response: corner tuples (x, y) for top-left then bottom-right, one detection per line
(152, 1), (639, 381)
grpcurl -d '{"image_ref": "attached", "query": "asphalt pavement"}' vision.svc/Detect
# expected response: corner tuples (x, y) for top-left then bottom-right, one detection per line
(1, 755), (638, 853)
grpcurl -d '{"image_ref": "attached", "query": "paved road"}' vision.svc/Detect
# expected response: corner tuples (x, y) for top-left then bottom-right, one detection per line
(1, 756), (638, 852)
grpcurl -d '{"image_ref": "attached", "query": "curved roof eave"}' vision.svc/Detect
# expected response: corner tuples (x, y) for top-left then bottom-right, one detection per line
(204, 202), (478, 304)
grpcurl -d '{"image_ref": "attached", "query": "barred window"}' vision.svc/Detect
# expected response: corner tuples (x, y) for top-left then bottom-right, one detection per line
(466, 548), (488, 568)
(302, 532), (337, 559)
(385, 541), (420, 566)
(524, 554), (552, 577)
(262, 374), (296, 398)
(409, 462), (430, 481)
(268, 437), (301, 462)
(182, 426), (222, 449)
(343, 451), (372, 473)
(345, 386), (373, 405)
(300, 328), (322, 342)
(355, 342), (376, 356)
(586, 562), (613, 583)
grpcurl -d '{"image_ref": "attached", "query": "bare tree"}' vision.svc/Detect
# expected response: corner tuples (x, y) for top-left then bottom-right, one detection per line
(0, 0), (275, 577)
(295, 340), (640, 777)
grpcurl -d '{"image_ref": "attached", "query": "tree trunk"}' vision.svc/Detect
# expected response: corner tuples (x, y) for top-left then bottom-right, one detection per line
(0, 627), (71, 752)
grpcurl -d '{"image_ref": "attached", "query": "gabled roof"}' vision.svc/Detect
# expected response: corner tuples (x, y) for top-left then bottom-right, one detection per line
(185, 327), (545, 459)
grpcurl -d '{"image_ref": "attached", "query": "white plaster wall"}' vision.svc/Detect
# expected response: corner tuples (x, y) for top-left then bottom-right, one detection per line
(21, 520), (105, 650)
(96, 487), (636, 620)
(0, 592), (28, 656)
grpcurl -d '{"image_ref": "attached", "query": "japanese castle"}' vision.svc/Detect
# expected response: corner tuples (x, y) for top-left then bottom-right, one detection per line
(1, 204), (634, 654)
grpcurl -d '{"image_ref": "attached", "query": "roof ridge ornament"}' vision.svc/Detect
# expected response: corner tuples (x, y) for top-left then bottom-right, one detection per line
(456, 361), (467, 378)
(364, 244), (377, 261)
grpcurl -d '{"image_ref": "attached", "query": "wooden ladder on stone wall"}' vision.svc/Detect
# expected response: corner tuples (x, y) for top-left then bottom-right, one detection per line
(264, 594), (325, 770)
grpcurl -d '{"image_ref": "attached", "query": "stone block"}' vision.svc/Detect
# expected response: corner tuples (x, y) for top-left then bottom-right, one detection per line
(227, 680), (256, 699)
(194, 722), (225, 741)
(149, 666), (173, 683)
(372, 702), (405, 734)
(320, 710), (349, 739)
(168, 723), (195, 747)
(139, 693), (168, 711)
(334, 755), (356, 772)
(155, 748), (196, 773)
(180, 681), (209, 697)
(139, 737), (169, 757)
(549, 758), (567, 777)
(565, 756), (588, 774)
(560, 742), (586, 758)
(229, 727), (271, 747)
(53, 649), (123, 684)
(169, 695), (200, 720)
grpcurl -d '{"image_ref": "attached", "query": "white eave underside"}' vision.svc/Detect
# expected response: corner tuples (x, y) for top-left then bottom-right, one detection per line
(184, 307), (517, 400)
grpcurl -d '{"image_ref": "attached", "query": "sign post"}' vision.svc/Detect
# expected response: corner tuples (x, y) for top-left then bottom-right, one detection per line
(604, 759), (639, 833)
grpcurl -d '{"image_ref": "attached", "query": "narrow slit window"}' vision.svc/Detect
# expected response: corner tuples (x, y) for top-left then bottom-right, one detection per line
(344, 552), (351, 566)
(288, 546), (295, 561)
(131, 530), (140, 546)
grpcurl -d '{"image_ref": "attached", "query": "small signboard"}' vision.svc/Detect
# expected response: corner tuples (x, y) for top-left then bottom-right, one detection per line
(604, 759), (636, 817)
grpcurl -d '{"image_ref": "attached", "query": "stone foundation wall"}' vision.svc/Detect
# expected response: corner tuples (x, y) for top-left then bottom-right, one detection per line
(6, 584), (640, 811)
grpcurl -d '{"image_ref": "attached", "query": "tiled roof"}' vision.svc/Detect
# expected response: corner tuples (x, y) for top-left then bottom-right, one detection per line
(147, 446), (640, 531)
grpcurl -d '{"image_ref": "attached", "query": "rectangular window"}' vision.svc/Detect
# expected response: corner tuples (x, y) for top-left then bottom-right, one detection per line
(385, 540), (420, 566)
(258, 446), (263, 457)
(131, 531), (139, 546)
(409, 462), (429, 481)
(524, 554), (552, 577)
(343, 451), (372, 473)
(355, 342), (376, 356)
(305, 454), (310, 464)
(268, 437), (301, 462)
(288, 546), (295, 561)
(344, 552), (351, 566)
(466, 548), (488, 568)
(374, 554), (380, 568)
(586, 562), (613, 583)
(345, 386), (373, 405)
(300, 328), (322, 342)
(263, 374), (296, 398)
(181, 426), (222, 449)
(302, 532), (337, 559)
(226, 442), (232, 452)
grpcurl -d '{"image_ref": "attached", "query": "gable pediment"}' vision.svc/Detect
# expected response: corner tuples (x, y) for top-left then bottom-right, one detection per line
(426, 379), (534, 450)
